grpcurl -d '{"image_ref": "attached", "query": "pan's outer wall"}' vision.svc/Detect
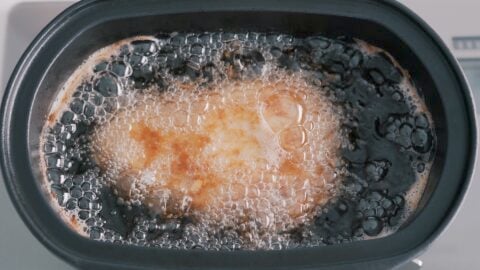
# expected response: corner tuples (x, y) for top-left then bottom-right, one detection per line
(1, 0), (476, 269)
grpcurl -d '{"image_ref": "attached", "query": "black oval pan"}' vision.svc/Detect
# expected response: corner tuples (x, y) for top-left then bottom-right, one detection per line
(1, 0), (476, 269)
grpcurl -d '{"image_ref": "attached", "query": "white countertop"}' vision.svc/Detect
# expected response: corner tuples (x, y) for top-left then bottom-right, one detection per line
(0, 1), (478, 269)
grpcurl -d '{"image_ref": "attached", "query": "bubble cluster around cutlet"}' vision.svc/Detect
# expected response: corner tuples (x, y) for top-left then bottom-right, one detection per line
(41, 32), (435, 250)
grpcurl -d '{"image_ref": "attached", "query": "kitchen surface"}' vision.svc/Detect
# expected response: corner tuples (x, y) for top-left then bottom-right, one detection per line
(0, 1), (479, 269)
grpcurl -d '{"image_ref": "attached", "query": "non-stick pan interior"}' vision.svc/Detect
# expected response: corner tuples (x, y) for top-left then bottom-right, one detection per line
(30, 10), (446, 229)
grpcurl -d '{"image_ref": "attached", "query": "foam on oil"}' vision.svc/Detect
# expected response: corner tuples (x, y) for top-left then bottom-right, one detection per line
(39, 32), (436, 250)
(90, 68), (343, 247)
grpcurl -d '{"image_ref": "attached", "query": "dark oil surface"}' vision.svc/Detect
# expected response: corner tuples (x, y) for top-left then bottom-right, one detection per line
(42, 32), (435, 250)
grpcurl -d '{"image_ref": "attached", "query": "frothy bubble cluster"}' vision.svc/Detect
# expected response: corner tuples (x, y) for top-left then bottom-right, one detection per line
(91, 71), (343, 248)
(41, 32), (435, 250)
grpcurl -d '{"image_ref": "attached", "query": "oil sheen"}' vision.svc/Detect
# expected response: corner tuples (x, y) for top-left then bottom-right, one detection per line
(40, 32), (435, 250)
